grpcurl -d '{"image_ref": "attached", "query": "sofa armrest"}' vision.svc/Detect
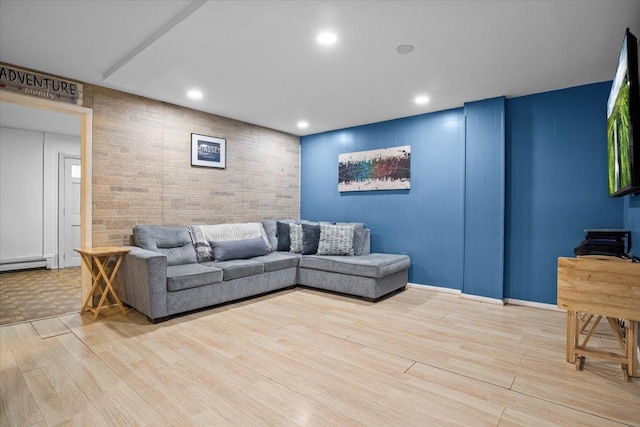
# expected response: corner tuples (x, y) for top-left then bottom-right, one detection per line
(118, 246), (168, 320)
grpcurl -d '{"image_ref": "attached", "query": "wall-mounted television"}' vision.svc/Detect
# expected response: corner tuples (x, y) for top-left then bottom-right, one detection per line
(608, 28), (640, 197)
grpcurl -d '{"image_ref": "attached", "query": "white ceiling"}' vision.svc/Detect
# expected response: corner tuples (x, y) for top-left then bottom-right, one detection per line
(0, 102), (81, 136)
(1, 0), (639, 136)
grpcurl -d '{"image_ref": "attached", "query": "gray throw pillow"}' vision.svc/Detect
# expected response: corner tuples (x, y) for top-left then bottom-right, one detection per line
(210, 237), (270, 261)
(276, 221), (291, 251)
(301, 223), (321, 255)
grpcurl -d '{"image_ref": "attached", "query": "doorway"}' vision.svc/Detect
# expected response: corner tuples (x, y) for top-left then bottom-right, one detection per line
(0, 91), (93, 314)
(59, 155), (82, 269)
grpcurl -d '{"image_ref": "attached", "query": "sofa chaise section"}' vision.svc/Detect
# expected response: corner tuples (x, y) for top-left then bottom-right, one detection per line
(298, 253), (410, 300)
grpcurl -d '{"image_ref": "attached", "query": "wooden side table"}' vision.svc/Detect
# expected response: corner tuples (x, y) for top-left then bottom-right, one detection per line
(75, 246), (131, 320)
(557, 256), (640, 380)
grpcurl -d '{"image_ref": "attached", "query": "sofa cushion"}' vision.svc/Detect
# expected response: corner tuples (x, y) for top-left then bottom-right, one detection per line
(210, 237), (270, 261)
(317, 223), (355, 256)
(299, 253), (411, 279)
(251, 252), (300, 272)
(133, 225), (197, 266)
(301, 223), (321, 255)
(166, 263), (223, 292)
(202, 259), (264, 281)
(190, 223), (272, 262)
(289, 223), (303, 253)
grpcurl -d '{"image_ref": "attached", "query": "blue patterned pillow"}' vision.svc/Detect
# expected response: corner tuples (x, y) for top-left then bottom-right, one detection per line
(317, 224), (355, 256)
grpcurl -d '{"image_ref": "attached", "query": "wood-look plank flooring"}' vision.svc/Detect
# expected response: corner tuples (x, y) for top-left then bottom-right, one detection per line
(1, 286), (638, 426)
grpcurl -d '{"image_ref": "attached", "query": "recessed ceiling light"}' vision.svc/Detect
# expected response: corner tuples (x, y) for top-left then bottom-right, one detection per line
(415, 95), (430, 105)
(396, 44), (414, 54)
(187, 90), (203, 100)
(297, 121), (309, 129)
(317, 32), (337, 45)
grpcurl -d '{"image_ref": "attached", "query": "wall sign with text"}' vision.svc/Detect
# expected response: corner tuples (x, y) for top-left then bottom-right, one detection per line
(0, 64), (83, 105)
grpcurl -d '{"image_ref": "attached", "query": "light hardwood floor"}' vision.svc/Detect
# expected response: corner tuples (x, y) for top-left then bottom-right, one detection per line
(1, 286), (638, 426)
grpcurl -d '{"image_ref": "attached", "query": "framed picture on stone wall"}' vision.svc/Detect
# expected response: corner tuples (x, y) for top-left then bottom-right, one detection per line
(191, 133), (226, 168)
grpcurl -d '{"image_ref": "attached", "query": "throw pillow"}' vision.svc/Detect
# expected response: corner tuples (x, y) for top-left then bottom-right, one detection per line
(301, 223), (321, 255)
(337, 222), (366, 256)
(210, 237), (270, 261)
(189, 223), (270, 262)
(317, 223), (355, 256)
(276, 221), (291, 251)
(289, 223), (303, 253)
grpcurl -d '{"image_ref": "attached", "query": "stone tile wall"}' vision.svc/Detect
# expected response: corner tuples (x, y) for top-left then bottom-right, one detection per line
(89, 86), (299, 246)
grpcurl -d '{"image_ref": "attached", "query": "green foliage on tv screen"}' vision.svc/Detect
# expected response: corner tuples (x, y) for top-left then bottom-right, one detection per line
(608, 74), (631, 195)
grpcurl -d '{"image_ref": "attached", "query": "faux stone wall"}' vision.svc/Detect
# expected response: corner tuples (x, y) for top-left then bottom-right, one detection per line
(89, 86), (299, 246)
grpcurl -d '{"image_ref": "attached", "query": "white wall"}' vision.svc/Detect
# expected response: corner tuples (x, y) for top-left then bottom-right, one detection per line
(0, 127), (80, 269)
(0, 127), (44, 263)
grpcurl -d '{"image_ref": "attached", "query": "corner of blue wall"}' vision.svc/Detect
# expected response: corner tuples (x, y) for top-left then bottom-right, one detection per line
(462, 97), (506, 300)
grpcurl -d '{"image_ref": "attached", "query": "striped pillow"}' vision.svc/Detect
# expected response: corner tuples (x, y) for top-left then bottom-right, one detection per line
(289, 223), (303, 253)
(317, 223), (355, 256)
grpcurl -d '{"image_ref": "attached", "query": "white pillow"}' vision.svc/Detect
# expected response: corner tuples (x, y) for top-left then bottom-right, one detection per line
(317, 223), (355, 256)
(289, 223), (303, 253)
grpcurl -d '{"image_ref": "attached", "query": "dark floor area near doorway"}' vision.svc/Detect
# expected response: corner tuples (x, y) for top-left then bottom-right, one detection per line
(0, 267), (81, 325)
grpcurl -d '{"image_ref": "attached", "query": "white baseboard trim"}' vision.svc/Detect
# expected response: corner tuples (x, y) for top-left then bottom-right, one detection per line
(406, 284), (579, 312)
(407, 283), (461, 295)
(503, 298), (562, 312)
(460, 293), (505, 305)
(0, 260), (47, 272)
(408, 283), (504, 305)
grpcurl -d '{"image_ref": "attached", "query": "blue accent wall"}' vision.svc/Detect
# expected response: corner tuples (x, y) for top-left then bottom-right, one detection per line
(301, 81), (625, 304)
(623, 195), (640, 256)
(505, 83), (623, 304)
(463, 97), (506, 299)
(300, 110), (465, 289)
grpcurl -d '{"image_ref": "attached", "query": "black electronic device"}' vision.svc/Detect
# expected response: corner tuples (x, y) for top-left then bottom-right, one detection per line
(573, 229), (632, 258)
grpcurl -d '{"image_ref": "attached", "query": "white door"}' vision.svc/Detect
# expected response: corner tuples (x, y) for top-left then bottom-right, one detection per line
(61, 157), (81, 268)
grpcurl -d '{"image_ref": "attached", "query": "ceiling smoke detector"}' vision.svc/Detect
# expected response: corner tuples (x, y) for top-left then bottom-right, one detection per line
(396, 44), (414, 54)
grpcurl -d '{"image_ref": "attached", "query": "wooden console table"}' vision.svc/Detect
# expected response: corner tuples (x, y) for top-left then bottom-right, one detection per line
(557, 256), (640, 380)
(75, 246), (130, 320)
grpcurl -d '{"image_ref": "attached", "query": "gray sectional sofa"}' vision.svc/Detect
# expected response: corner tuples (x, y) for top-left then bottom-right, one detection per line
(116, 220), (410, 323)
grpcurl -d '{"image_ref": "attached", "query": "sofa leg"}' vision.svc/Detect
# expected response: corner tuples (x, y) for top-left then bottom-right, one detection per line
(147, 315), (170, 324)
(365, 285), (407, 302)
